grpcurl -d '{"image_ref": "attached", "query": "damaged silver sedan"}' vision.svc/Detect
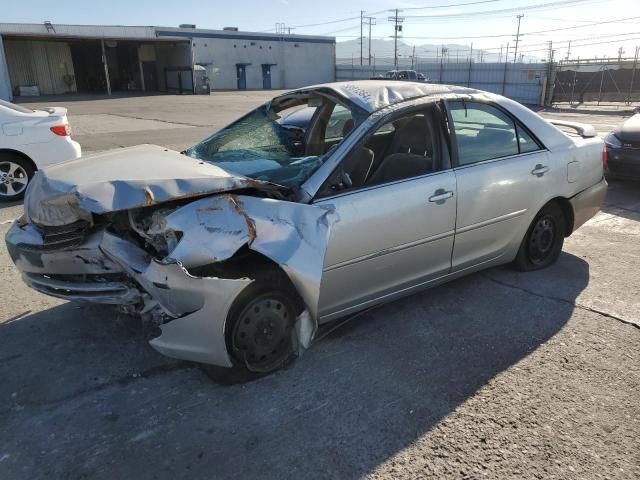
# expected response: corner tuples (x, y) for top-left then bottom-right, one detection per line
(6, 81), (607, 380)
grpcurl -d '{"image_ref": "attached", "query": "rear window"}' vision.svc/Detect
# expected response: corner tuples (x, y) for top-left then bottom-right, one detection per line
(0, 99), (34, 114)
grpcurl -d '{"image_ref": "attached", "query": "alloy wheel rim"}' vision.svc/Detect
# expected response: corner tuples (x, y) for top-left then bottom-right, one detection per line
(0, 161), (28, 197)
(528, 215), (556, 264)
(231, 296), (293, 372)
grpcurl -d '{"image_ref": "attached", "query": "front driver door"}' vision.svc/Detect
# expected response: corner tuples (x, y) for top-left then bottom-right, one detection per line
(313, 107), (457, 320)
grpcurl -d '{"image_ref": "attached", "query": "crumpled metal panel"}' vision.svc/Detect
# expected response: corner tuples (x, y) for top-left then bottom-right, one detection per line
(5, 223), (123, 275)
(99, 188), (335, 367)
(158, 194), (338, 320)
(291, 80), (477, 113)
(100, 231), (251, 366)
(24, 144), (271, 226)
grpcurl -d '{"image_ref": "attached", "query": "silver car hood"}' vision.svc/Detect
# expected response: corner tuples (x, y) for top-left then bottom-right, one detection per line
(25, 144), (270, 226)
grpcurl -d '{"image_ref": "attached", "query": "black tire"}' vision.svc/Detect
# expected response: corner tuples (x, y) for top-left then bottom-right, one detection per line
(201, 269), (303, 384)
(0, 152), (34, 202)
(514, 202), (566, 271)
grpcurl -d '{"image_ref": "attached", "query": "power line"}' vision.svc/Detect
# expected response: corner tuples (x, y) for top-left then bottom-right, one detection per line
(402, 0), (601, 18)
(518, 36), (640, 54)
(289, 15), (363, 29)
(328, 14), (640, 41)
(402, 0), (502, 9)
(516, 31), (640, 49)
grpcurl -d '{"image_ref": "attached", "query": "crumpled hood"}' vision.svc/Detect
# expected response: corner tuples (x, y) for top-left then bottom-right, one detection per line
(25, 144), (267, 226)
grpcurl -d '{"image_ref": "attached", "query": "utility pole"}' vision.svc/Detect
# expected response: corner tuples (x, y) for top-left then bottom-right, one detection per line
(499, 45), (503, 63)
(360, 10), (364, 65)
(467, 42), (473, 87)
(388, 9), (404, 68)
(501, 41), (509, 95)
(618, 46), (625, 62)
(566, 40), (571, 62)
(627, 45), (639, 104)
(513, 14), (524, 63)
(364, 16), (376, 66)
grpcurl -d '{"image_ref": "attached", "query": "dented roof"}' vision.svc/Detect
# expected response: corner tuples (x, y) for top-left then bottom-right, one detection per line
(292, 80), (481, 113)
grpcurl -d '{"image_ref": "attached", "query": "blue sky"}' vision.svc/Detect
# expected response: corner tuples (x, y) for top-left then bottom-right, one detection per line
(3, 0), (640, 59)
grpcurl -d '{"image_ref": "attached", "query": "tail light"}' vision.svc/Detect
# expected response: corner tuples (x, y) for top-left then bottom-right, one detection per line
(50, 124), (71, 136)
(602, 143), (609, 170)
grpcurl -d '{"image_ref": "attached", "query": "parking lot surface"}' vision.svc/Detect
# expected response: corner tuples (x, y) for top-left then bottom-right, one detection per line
(1, 93), (639, 479)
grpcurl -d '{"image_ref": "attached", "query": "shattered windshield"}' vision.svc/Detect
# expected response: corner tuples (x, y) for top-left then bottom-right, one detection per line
(184, 97), (362, 189)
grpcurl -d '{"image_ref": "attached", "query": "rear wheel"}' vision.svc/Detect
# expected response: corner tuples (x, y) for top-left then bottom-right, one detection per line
(201, 269), (302, 384)
(0, 153), (33, 202)
(514, 202), (566, 271)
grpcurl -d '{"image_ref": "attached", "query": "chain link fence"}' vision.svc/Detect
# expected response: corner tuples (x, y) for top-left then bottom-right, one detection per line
(335, 61), (548, 105)
(550, 59), (640, 105)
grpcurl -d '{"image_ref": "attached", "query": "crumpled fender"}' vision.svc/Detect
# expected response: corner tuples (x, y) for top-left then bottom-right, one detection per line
(100, 232), (251, 366)
(158, 194), (338, 320)
(100, 194), (337, 367)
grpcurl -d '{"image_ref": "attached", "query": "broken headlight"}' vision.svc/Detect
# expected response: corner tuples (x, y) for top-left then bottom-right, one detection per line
(128, 207), (182, 259)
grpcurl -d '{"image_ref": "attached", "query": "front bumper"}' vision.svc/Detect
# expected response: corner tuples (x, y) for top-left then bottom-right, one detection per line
(569, 177), (608, 232)
(5, 220), (250, 367)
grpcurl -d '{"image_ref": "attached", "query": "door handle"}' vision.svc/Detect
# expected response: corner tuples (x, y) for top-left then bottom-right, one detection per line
(531, 164), (550, 177)
(428, 190), (454, 203)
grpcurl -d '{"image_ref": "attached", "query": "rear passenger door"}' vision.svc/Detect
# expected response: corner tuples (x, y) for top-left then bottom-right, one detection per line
(445, 100), (552, 271)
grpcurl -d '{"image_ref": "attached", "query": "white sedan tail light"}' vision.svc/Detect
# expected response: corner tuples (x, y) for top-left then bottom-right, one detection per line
(50, 124), (71, 136)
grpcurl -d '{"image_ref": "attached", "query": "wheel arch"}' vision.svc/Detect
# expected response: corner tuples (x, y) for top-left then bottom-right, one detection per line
(0, 148), (37, 173)
(546, 196), (575, 237)
(187, 247), (303, 303)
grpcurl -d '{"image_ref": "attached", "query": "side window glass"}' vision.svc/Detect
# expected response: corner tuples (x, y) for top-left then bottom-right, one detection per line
(317, 108), (439, 197)
(449, 102), (518, 165)
(324, 105), (353, 142)
(517, 126), (542, 153)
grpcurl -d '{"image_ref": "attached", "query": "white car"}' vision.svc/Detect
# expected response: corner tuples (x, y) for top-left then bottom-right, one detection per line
(0, 99), (81, 201)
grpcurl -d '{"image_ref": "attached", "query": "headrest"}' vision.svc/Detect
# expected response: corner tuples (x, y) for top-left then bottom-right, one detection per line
(394, 115), (431, 155)
(342, 118), (355, 137)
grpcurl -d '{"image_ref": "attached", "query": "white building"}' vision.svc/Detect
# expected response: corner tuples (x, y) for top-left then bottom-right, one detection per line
(0, 22), (336, 101)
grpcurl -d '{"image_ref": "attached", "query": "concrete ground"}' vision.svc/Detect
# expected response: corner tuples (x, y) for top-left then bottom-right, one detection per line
(0, 93), (639, 479)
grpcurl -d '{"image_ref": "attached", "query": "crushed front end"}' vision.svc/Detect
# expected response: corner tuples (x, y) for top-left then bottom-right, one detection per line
(6, 190), (335, 368)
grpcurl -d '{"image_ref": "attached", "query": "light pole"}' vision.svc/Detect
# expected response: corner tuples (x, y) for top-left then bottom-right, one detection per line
(513, 14), (524, 63)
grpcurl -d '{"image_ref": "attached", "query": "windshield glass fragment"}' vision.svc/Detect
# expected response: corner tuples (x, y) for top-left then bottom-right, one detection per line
(184, 94), (364, 188)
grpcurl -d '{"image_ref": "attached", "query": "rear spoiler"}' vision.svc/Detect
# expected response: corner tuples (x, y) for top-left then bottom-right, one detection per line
(547, 119), (597, 138)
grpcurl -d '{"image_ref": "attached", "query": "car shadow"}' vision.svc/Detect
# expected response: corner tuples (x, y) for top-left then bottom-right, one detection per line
(0, 200), (22, 210)
(0, 252), (590, 479)
(601, 179), (640, 222)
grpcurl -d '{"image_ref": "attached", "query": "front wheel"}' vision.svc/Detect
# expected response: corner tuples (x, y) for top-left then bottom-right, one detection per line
(201, 272), (302, 384)
(0, 153), (33, 202)
(514, 202), (566, 271)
